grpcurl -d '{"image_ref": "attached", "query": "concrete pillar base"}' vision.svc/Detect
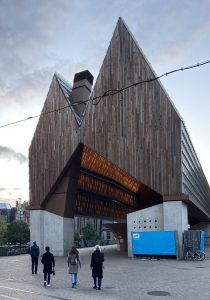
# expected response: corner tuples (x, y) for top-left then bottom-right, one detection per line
(163, 201), (188, 259)
(30, 210), (74, 256)
(127, 201), (188, 259)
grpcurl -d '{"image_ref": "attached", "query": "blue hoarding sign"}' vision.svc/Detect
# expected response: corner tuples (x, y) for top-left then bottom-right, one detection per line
(200, 231), (205, 251)
(131, 231), (176, 255)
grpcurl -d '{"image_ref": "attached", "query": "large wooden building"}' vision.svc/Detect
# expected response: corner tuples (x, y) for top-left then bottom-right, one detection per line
(29, 18), (210, 255)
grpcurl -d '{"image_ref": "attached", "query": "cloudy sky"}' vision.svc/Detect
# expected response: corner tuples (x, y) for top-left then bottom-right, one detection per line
(0, 0), (210, 204)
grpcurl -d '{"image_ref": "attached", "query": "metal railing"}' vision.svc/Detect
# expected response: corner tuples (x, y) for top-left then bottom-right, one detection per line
(0, 245), (30, 256)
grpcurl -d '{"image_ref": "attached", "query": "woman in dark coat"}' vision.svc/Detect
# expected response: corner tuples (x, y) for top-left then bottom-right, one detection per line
(41, 246), (55, 287)
(90, 245), (104, 290)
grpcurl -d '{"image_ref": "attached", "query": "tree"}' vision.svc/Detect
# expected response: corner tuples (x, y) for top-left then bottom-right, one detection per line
(0, 220), (7, 245)
(81, 219), (97, 242)
(74, 230), (82, 242)
(7, 220), (30, 244)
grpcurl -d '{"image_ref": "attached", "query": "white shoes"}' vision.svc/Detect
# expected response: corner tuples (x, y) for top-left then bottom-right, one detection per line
(44, 281), (51, 287)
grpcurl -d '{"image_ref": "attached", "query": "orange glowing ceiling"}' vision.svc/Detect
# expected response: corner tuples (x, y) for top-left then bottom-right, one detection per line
(81, 146), (140, 193)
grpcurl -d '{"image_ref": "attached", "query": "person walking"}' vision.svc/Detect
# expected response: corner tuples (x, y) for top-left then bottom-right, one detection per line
(90, 245), (104, 290)
(30, 241), (40, 274)
(67, 246), (81, 288)
(41, 246), (55, 287)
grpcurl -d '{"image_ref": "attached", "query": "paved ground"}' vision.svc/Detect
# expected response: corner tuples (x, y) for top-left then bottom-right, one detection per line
(0, 244), (210, 300)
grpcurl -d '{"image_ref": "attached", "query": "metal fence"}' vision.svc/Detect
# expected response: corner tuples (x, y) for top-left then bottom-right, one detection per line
(75, 239), (116, 248)
(183, 230), (203, 256)
(0, 245), (30, 256)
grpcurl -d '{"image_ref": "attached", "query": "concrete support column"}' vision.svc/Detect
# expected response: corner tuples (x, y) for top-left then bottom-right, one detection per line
(30, 210), (74, 256)
(163, 201), (188, 259)
(30, 210), (44, 254)
(127, 204), (164, 257)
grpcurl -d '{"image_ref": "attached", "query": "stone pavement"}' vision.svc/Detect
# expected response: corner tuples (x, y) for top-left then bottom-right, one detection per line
(0, 244), (210, 300)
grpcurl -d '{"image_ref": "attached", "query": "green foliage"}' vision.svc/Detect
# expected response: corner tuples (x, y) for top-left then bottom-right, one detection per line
(81, 219), (97, 241)
(74, 230), (82, 242)
(7, 220), (30, 245)
(0, 220), (8, 245)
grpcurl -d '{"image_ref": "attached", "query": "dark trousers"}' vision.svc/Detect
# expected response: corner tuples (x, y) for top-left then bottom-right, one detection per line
(31, 257), (38, 274)
(93, 277), (102, 288)
(44, 272), (51, 284)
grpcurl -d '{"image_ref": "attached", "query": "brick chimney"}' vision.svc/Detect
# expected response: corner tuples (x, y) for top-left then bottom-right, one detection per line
(71, 70), (94, 117)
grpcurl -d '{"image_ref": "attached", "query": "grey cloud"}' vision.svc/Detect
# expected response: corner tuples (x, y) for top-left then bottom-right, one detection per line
(0, 187), (7, 191)
(0, 1), (123, 108)
(0, 187), (21, 192)
(0, 146), (28, 164)
(0, 0), (107, 113)
(131, 1), (210, 69)
(153, 39), (192, 67)
(152, 18), (210, 69)
(192, 19), (210, 41)
(0, 58), (75, 119)
(0, 0), (75, 103)
(1, 0), (210, 112)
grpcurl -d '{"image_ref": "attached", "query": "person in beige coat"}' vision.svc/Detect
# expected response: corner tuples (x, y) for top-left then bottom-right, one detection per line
(67, 246), (81, 288)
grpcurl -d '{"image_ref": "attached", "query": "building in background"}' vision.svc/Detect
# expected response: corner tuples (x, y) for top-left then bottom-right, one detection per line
(0, 203), (11, 222)
(74, 216), (115, 244)
(15, 199), (24, 220)
(0, 199), (30, 224)
(15, 199), (30, 224)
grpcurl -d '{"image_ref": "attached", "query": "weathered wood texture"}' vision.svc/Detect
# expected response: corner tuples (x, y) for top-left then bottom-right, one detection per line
(29, 18), (210, 220)
(29, 75), (80, 207)
(29, 18), (182, 212)
(83, 18), (182, 196)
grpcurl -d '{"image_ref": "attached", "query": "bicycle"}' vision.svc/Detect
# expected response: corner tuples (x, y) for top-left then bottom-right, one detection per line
(184, 246), (205, 261)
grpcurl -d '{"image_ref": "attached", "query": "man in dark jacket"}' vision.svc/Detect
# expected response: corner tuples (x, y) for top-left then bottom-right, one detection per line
(30, 241), (40, 274)
(41, 246), (55, 287)
(90, 245), (104, 290)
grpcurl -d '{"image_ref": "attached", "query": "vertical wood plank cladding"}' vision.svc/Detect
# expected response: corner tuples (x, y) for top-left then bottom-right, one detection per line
(29, 76), (79, 207)
(30, 18), (182, 210)
(82, 18), (182, 196)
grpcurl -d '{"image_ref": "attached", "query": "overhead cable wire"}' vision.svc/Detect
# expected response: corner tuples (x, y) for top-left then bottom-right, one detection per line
(88, 59), (210, 106)
(0, 59), (210, 129)
(0, 105), (70, 128)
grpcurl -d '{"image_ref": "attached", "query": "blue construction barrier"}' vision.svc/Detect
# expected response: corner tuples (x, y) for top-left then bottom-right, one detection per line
(200, 231), (205, 252)
(131, 231), (177, 256)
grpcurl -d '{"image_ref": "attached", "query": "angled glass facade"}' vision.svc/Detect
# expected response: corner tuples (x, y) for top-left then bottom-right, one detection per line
(55, 73), (81, 124)
(181, 121), (210, 215)
(55, 72), (72, 99)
